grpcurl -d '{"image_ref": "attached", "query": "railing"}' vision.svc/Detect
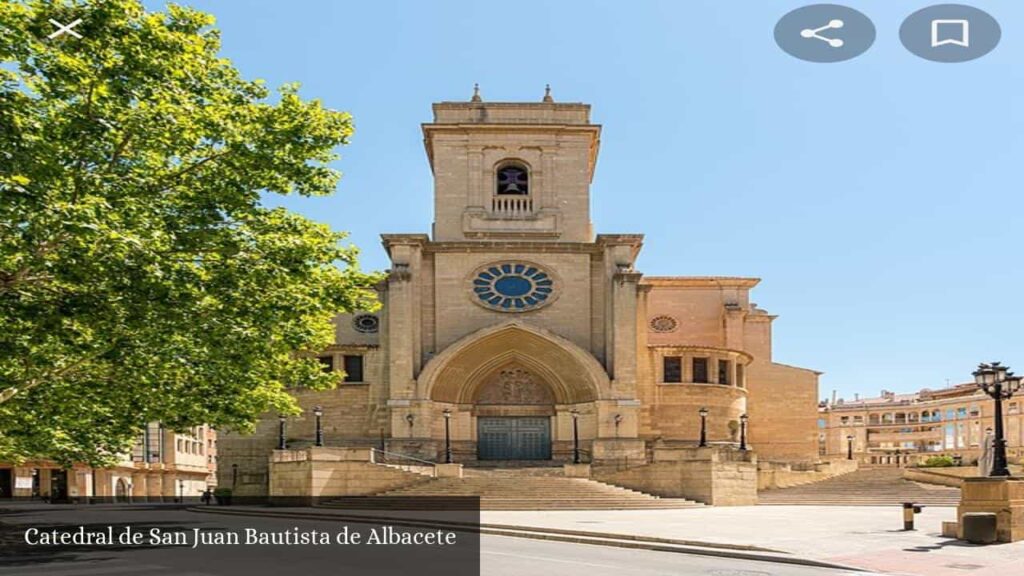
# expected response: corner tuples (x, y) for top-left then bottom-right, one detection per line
(371, 448), (436, 474)
(491, 195), (533, 218)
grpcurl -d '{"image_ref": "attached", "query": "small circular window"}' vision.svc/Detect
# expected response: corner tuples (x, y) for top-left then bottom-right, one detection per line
(471, 262), (555, 312)
(649, 315), (678, 333)
(352, 314), (379, 333)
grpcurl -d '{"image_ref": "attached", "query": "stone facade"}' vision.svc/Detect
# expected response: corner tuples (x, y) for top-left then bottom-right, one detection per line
(0, 424), (215, 502)
(820, 383), (1024, 466)
(218, 94), (820, 497)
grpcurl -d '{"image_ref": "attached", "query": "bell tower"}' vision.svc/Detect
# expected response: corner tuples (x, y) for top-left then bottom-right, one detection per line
(422, 86), (601, 243)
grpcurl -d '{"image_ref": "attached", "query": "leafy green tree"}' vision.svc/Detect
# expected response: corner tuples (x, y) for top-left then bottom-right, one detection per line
(0, 0), (378, 466)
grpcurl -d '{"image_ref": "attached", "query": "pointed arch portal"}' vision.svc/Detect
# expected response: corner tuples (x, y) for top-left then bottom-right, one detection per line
(418, 321), (609, 405)
(416, 322), (610, 460)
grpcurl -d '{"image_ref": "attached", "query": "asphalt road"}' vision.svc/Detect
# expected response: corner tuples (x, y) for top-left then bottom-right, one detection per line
(0, 505), (874, 576)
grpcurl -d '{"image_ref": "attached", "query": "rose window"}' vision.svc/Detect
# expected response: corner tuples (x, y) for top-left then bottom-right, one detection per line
(472, 263), (554, 311)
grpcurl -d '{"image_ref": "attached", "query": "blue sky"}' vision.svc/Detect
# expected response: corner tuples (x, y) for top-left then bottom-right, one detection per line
(148, 1), (1023, 401)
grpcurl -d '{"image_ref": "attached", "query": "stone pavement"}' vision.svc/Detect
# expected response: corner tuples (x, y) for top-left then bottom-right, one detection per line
(481, 506), (1024, 576)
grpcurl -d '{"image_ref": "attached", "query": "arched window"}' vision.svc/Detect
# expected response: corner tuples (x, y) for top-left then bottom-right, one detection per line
(496, 163), (529, 195)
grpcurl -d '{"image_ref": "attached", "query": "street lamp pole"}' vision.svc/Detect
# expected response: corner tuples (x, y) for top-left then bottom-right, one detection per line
(570, 409), (580, 464)
(847, 435), (854, 461)
(698, 407), (709, 448)
(277, 415), (287, 450)
(973, 361), (1022, 477)
(442, 408), (452, 464)
(313, 405), (324, 447)
(739, 413), (749, 451)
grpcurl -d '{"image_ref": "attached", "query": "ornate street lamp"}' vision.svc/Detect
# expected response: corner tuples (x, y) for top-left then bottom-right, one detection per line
(973, 361), (1022, 477)
(570, 409), (581, 464)
(698, 407), (709, 447)
(739, 413), (749, 451)
(846, 434), (854, 461)
(313, 405), (324, 447)
(277, 415), (287, 450)
(442, 408), (453, 464)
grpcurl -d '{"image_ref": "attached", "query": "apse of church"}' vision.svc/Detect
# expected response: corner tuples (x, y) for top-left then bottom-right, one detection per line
(217, 91), (820, 493)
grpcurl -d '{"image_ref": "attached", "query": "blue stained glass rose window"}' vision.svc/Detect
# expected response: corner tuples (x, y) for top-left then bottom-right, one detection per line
(472, 262), (555, 312)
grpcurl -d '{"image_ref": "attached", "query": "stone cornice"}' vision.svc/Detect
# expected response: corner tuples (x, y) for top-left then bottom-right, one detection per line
(647, 344), (754, 364)
(419, 240), (607, 255)
(642, 277), (761, 289)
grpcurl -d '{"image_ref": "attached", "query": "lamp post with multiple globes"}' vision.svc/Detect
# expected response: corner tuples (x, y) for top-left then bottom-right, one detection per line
(973, 362), (1022, 477)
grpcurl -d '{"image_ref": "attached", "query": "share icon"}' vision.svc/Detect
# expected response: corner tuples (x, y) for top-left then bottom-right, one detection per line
(800, 19), (844, 48)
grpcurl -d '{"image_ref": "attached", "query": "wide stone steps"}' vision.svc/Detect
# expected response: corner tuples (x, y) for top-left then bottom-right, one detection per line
(348, 469), (703, 510)
(757, 468), (961, 506)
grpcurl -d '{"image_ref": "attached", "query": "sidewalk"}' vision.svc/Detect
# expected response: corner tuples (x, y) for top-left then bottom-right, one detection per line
(482, 506), (1024, 576)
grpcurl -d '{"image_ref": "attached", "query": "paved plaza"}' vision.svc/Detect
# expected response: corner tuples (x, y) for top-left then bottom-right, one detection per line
(483, 506), (1024, 576)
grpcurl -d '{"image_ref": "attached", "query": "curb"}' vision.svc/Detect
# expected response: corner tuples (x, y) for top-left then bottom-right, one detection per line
(186, 506), (869, 572)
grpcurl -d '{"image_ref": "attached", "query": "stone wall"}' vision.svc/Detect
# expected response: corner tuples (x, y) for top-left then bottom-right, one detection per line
(268, 447), (432, 504)
(595, 447), (757, 506)
(758, 459), (858, 490)
(957, 477), (1024, 542)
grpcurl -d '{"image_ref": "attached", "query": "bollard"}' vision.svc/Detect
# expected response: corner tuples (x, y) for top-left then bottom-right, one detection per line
(903, 502), (923, 530)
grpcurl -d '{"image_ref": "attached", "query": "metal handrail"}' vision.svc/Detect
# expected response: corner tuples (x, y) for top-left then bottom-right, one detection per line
(371, 448), (436, 467)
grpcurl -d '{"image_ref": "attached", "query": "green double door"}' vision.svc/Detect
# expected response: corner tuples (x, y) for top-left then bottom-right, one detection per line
(477, 417), (551, 460)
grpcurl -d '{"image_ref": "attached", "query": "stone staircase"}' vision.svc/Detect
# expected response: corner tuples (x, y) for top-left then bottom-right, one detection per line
(328, 467), (703, 510)
(757, 467), (962, 506)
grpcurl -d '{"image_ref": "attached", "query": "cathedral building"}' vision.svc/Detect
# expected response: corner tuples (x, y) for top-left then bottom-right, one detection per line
(219, 93), (821, 497)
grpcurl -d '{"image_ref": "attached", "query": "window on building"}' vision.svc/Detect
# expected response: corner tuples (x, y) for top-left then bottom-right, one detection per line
(854, 416), (863, 425)
(692, 358), (709, 383)
(496, 164), (529, 195)
(945, 409), (955, 421)
(1010, 402), (1020, 415)
(969, 405), (981, 417)
(318, 355), (334, 373)
(840, 416), (850, 425)
(957, 407), (967, 419)
(817, 418), (826, 429)
(736, 363), (745, 388)
(663, 356), (682, 383)
(342, 355), (364, 383)
(717, 360), (730, 385)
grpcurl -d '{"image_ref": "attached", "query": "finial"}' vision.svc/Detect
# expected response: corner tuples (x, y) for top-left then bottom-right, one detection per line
(543, 84), (553, 103)
(471, 83), (482, 102)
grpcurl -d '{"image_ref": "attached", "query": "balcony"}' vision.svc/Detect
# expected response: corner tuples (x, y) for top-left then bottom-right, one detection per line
(491, 195), (534, 218)
(869, 430), (942, 442)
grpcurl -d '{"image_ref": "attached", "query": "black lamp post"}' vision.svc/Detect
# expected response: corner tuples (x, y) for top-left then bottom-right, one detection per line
(313, 405), (324, 447)
(739, 413), (749, 451)
(698, 407), (709, 447)
(847, 434), (854, 460)
(277, 415), (287, 450)
(973, 361), (1022, 477)
(442, 408), (453, 464)
(570, 409), (580, 464)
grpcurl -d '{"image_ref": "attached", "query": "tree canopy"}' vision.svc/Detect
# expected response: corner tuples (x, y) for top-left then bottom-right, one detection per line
(0, 0), (378, 465)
